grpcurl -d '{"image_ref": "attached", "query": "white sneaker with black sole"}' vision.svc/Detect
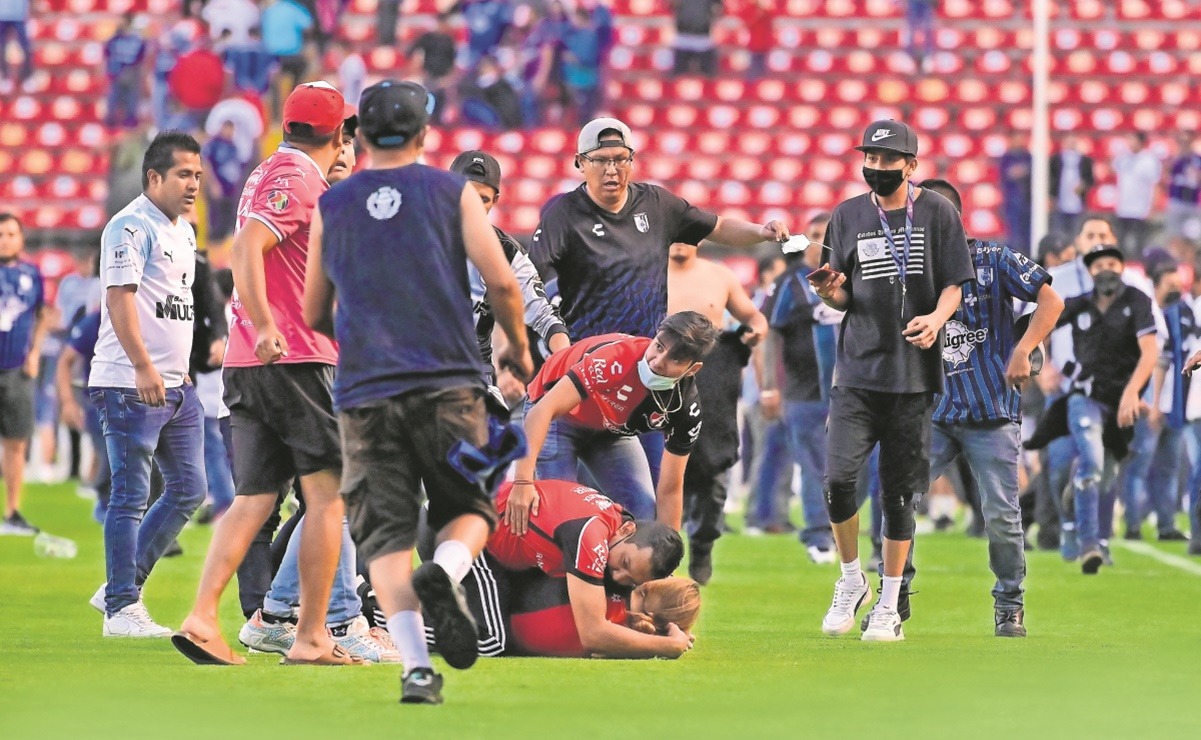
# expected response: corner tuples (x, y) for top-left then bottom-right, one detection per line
(821, 572), (872, 635)
(861, 604), (905, 642)
(103, 602), (173, 638)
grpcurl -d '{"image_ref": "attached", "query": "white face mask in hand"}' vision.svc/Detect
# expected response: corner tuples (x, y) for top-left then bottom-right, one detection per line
(638, 357), (685, 391)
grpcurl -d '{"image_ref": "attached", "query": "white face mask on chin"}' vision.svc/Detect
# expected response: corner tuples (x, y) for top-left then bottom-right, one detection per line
(638, 357), (686, 391)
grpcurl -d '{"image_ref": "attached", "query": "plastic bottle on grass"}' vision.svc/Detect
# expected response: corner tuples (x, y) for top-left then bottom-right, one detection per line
(33, 532), (78, 559)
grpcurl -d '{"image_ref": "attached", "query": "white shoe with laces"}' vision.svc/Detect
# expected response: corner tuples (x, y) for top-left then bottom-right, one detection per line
(331, 616), (400, 664)
(238, 609), (297, 655)
(821, 572), (871, 636)
(103, 602), (173, 638)
(89, 583), (106, 613)
(861, 604), (905, 642)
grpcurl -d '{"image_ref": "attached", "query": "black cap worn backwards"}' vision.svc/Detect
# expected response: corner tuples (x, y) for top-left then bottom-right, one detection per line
(358, 79), (433, 149)
(449, 150), (502, 193)
(854, 119), (920, 157)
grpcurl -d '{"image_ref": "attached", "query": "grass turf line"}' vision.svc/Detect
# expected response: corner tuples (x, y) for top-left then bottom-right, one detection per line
(1, 483), (1198, 739)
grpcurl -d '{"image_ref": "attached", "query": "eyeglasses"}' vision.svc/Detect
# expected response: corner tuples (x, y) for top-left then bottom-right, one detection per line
(580, 154), (633, 170)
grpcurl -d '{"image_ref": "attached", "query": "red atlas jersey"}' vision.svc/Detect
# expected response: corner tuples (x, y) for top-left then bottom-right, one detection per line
(489, 480), (628, 585)
(510, 596), (627, 657)
(526, 334), (703, 455)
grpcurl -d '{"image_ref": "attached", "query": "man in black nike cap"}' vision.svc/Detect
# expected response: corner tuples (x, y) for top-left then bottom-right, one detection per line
(807, 118), (973, 642)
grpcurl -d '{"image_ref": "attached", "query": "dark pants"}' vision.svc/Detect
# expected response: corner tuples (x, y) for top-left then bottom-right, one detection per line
(376, 0), (402, 45)
(207, 195), (238, 242)
(1115, 216), (1150, 259)
(0, 20), (32, 81)
(105, 70), (141, 128)
(825, 387), (934, 542)
(673, 48), (718, 76)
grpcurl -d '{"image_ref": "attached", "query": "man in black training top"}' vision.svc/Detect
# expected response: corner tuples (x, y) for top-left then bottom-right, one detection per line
(808, 119), (974, 643)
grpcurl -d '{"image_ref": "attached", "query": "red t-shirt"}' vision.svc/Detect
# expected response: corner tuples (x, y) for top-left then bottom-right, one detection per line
(488, 480), (628, 585)
(224, 146), (339, 368)
(526, 334), (703, 455)
(510, 596), (627, 657)
(741, 5), (775, 53)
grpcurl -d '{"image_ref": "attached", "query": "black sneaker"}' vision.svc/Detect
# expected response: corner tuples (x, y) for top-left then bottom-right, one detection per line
(860, 588), (913, 631)
(1189, 540), (1201, 556)
(1035, 529), (1060, 551)
(1123, 528), (1143, 541)
(688, 548), (713, 586)
(163, 538), (184, 558)
(1158, 530), (1188, 542)
(0, 511), (40, 536)
(994, 608), (1026, 638)
(400, 667), (444, 705)
(1081, 549), (1104, 575)
(412, 562), (479, 670)
(933, 515), (955, 532)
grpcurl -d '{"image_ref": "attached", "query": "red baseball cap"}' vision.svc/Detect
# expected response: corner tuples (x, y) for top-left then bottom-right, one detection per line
(283, 82), (354, 136)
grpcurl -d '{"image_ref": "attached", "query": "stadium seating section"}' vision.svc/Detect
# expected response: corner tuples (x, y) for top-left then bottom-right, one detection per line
(5, 0), (1200, 238)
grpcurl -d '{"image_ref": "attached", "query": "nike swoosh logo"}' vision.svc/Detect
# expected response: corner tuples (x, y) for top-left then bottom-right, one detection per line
(871, 130), (894, 142)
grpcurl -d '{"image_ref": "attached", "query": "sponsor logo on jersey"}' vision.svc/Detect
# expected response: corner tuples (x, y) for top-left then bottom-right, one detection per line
(266, 190), (289, 213)
(942, 320), (988, 366)
(155, 294), (195, 322)
(367, 186), (402, 220)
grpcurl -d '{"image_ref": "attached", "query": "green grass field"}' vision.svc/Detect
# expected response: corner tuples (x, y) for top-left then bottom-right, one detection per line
(2, 483), (1198, 740)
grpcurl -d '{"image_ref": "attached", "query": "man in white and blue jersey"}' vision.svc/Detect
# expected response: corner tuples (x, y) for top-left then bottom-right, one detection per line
(920, 179), (1064, 637)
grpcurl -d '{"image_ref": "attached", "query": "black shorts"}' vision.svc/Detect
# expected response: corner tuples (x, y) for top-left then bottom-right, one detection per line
(340, 385), (499, 564)
(0, 368), (34, 440)
(825, 386), (934, 504)
(223, 363), (342, 496)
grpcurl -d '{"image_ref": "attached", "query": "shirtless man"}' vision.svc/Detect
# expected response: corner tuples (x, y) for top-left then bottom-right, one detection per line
(667, 242), (768, 584)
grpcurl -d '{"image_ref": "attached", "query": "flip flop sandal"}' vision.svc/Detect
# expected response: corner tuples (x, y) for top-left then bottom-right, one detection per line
(171, 632), (245, 666)
(279, 643), (365, 666)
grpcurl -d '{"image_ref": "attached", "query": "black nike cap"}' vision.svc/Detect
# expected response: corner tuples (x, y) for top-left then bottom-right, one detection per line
(449, 150), (502, 193)
(359, 79), (434, 149)
(854, 119), (919, 157)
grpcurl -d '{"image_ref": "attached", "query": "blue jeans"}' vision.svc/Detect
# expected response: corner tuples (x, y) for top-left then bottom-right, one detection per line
(532, 406), (656, 520)
(262, 516), (361, 625)
(931, 421), (1026, 609)
(749, 412), (793, 528)
(782, 401), (833, 548)
(105, 70), (141, 128)
(1183, 421), (1201, 542)
(203, 416), (235, 516)
(1120, 417), (1184, 534)
(91, 385), (206, 615)
(1067, 394), (1113, 553)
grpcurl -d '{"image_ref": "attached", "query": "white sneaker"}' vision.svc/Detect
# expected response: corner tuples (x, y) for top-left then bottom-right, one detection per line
(861, 604), (905, 642)
(332, 615), (400, 664)
(89, 583), (106, 613)
(807, 545), (837, 564)
(743, 526), (766, 537)
(238, 609), (297, 655)
(103, 602), (173, 638)
(821, 573), (872, 636)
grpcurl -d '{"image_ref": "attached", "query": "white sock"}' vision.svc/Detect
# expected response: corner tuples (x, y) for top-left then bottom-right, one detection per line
(432, 540), (474, 583)
(386, 610), (432, 673)
(880, 576), (903, 611)
(840, 559), (862, 582)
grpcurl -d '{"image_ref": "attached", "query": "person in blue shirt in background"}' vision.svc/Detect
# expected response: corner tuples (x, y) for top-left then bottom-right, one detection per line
(919, 179), (1063, 637)
(103, 13), (147, 129)
(202, 121), (247, 243)
(58, 308), (106, 522)
(261, 0), (314, 115)
(561, 5), (604, 125)
(0, 213), (50, 536)
(224, 26), (278, 99)
(998, 131), (1034, 256)
(0, 0), (34, 91)
(458, 0), (513, 67)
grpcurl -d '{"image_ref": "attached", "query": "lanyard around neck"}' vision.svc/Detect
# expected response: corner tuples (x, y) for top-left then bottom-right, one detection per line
(873, 181), (915, 287)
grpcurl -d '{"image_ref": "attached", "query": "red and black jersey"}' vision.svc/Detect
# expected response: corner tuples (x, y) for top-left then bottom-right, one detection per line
(508, 570), (628, 657)
(488, 480), (629, 585)
(526, 334), (703, 455)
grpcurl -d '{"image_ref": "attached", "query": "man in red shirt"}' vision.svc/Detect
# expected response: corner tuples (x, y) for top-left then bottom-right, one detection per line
(507, 311), (719, 531)
(489, 479), (690, 659)
(174, 82), (358, 667)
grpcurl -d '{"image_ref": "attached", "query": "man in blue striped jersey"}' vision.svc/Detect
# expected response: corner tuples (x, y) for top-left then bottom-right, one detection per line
(920, 179), (1064, 637)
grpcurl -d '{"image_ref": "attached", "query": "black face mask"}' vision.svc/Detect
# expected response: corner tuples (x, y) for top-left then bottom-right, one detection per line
(863, 166), (906, 197)
(1164, 290), (1184, 306)
(1094, 270), (1122, 297)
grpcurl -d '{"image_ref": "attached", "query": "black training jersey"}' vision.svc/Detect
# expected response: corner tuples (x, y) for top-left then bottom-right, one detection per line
(529, 182), (718, 340)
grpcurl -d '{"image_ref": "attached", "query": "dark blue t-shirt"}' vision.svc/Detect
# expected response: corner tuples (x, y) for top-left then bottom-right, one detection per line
(66, 310), (101, 384)
(0, 259), (44, 370)
(318, 165), (486, 411)
(1168, 153), (1201, 205)
(463, 0), (513, 55)
(203, 136), (244, 197)
(224, 44), (276, 95)
(104, 32), (146, 77)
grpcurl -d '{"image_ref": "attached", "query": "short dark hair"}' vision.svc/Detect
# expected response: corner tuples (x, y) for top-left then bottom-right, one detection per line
(656, 311), (720, 362)
(141, 130), (201, 189)
(628, 521), (684, 579)
(919, 178), (962, 214)
(1078, 213), (1115, 236)
(0, 212), (22, 231)
(283, 122), (339, 148)
(757, 254), (782, 277)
